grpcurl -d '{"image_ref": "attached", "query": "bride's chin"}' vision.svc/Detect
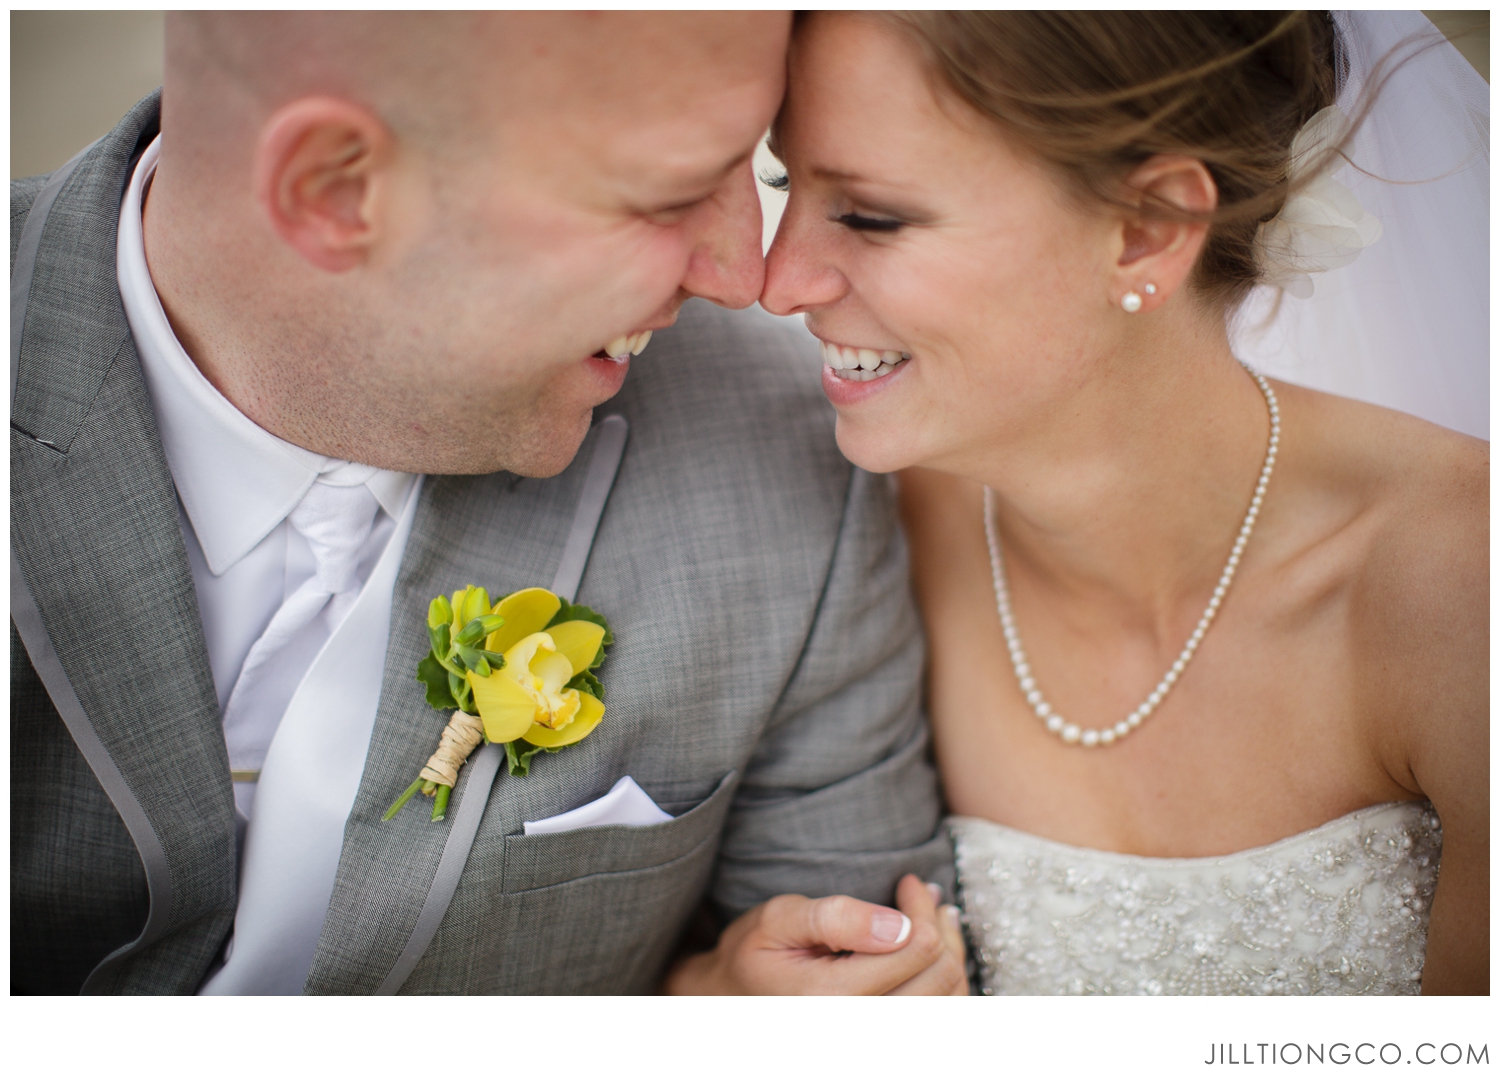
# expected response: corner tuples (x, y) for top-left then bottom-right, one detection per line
(823, 362), (920, 472)
(833, 419), (915, 476)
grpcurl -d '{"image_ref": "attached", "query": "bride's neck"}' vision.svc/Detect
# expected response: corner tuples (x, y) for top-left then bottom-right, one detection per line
(964, 308), (1270, 613)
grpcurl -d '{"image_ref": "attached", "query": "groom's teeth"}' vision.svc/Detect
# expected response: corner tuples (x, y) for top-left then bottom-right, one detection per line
(603, 331), (653, 361)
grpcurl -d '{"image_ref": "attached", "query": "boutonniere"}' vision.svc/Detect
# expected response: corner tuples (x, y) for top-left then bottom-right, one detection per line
(384, 585), (613, 822)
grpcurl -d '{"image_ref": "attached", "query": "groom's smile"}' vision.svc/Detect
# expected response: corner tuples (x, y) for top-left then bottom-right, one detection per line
(140, 12), (788, 479)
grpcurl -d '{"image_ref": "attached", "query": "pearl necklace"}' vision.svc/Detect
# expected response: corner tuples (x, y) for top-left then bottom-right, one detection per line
(982, 364), (1279, 748)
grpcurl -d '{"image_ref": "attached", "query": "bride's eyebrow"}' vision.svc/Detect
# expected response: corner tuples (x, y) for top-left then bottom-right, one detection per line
(811, 168), (933, 221)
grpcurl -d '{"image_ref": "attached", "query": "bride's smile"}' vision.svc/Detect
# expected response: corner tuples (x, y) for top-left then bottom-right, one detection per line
(761, 10), (1486, 995)
(762, 14), (1129, 478)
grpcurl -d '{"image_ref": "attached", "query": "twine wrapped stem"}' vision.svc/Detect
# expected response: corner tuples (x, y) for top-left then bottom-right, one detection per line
(419, 709), (485, 787)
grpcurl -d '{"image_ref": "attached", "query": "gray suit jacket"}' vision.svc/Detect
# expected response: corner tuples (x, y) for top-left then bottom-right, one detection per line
(11, 93), (952, 995)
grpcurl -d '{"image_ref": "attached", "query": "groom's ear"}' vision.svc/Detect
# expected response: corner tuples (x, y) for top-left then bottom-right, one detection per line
(1110, 155), (1218, 310)
(253, 97), (394, 273)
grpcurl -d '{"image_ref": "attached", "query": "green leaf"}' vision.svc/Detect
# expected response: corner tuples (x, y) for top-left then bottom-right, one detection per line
(505, 739), (548, 777)
(478, 650), (506, 669)
(456, 644), (487, 672)
(448, 669), (468, 704)
(427, 622), (451, 662)
(566, 668), (604, 702)
(417, 654), (458, 711)
(546, 600), (614, 658)
(470, 655), (492, 678)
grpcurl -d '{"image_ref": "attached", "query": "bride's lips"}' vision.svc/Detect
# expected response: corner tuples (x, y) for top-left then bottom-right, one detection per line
(816, 338), (911, 407)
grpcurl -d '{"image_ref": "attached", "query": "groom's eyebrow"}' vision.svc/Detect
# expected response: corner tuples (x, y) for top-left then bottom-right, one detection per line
(651, 149), (753, 194)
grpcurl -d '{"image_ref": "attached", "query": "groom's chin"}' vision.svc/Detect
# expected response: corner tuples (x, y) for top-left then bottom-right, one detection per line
(490, 407), (599, 479)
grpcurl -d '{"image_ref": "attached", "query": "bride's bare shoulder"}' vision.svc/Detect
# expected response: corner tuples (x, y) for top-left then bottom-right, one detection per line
(1283, 382), (1486, 563)
(1284, 382), (1486, 743)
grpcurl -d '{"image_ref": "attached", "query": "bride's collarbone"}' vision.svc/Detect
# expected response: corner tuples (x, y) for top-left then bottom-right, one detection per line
(908, 394), (1478, 857)
(928, 610), (1409, 858)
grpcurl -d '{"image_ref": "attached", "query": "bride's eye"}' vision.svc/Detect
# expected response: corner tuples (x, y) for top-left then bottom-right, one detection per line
(837, 212), (903, 233)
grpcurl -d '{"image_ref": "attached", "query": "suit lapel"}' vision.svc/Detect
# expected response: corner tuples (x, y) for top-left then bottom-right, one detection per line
(305, 417), (628, 994)
(10, 93), (238, 992)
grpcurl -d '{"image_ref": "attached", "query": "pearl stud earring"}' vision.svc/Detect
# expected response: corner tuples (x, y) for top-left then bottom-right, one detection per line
(1144, 283), (1157, 295)
(1120, 291), (1143, 313)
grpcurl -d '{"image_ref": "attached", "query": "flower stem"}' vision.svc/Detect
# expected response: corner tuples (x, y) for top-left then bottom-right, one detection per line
(383, 778), (425, 822)
(431, 784), (451, 822)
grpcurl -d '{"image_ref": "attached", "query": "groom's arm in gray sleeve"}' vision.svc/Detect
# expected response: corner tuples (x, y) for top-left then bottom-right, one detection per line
(710, 466), (954, 920)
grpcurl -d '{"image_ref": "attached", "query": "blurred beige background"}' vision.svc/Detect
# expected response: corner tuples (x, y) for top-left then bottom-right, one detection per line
(11, 11), (165, 179)
(11, 8), (1490, 256)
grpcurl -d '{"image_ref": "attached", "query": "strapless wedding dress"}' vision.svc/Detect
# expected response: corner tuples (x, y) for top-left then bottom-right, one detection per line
(950, 802), (1441, 995)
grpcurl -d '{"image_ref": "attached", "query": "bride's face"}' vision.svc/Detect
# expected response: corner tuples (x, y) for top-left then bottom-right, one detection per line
(761, 14), (1119, 475)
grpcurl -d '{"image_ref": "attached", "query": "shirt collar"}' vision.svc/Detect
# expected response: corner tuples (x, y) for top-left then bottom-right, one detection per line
(117, 136), (416, 576)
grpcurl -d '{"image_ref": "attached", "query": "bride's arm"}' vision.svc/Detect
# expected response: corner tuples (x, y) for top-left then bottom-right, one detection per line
(1361, 434), (1488, 995)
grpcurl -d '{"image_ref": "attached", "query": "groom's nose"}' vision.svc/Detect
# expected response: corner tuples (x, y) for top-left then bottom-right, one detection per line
(676, 161), (766, 310)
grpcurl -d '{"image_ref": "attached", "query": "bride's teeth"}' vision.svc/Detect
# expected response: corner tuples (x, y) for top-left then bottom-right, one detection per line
(630, 330), (652, 355)
(820, 340), (912, 381)
(605, 335), (631, 360)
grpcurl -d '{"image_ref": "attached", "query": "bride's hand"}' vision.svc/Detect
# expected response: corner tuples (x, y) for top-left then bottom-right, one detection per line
(884, 876), (969, 996)
(663, 874), (968, 995)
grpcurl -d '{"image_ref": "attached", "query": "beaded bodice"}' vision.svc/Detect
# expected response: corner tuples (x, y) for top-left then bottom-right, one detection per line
(951, 802), (1441, 995)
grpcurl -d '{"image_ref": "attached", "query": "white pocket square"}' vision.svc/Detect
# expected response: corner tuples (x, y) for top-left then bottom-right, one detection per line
(522, 775), (672, 835)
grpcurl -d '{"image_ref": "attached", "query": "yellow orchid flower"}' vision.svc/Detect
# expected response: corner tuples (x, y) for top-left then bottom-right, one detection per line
(388, 584), (613, 823)
(469, 624), (607, 741)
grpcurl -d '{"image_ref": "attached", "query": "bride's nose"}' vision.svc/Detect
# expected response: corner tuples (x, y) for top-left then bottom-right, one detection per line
(759, 201), (850, 316)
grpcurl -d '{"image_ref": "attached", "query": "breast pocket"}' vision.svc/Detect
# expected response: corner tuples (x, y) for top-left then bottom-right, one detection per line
(502, 769), (739, 894)
(426, 770), (740, 994)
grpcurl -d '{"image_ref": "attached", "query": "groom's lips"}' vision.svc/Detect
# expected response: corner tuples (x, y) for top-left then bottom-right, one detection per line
(585, 350), (631, 397)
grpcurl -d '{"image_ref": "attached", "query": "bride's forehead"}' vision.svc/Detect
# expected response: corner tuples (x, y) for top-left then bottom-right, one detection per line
(786, 15), (986, 136)
(781, 20), (1014, 174)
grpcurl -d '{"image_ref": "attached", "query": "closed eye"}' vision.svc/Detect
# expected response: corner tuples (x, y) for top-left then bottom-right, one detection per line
(837, 212), (903, 233)
(758, 168), (790, 192)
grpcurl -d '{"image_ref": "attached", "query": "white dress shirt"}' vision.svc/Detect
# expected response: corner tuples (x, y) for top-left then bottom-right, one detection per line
(117, 135), (424, 993)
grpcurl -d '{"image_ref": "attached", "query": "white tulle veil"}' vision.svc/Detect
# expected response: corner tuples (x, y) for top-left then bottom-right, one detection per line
(1229, 10), (1489, 440)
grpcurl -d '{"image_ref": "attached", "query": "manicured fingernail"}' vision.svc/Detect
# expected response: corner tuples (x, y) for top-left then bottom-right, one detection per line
(926, 882), (943, 903)
(943, 905), (961, 925)
(872, 909), (911, 945)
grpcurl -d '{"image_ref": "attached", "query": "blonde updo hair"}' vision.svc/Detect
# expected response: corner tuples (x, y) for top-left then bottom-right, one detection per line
(878, 11), (1347, 309)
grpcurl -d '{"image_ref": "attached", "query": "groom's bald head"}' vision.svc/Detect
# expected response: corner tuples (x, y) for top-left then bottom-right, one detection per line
(148, 12), (789, 474)
(167, 12), (778, 163)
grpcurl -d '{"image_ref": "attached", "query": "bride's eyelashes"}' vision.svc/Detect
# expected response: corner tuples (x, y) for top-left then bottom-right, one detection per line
(835, 212), (903, 233)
